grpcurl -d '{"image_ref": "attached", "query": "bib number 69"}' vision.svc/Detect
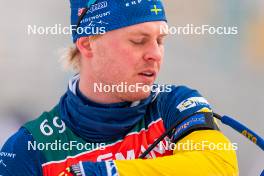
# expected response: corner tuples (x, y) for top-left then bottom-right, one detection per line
(40, 117), (66, 136)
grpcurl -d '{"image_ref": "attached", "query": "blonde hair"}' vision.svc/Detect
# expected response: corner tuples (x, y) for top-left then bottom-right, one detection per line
(63, 45), (81, 72)
(60, 35), (101, 72)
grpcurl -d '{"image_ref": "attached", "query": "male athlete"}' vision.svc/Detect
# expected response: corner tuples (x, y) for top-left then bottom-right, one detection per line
(0, 0), (239, 175)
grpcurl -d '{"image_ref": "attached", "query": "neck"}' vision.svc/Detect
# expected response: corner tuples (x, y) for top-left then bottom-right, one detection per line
(79, 74), (124, 104)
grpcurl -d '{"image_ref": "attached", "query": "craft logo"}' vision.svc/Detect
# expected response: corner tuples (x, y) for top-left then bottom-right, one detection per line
(78, 1), (108, 17)
(88, 1), (108, 13)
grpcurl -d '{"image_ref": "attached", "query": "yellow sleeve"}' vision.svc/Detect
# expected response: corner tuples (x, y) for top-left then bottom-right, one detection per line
(114, 130), (239, 176)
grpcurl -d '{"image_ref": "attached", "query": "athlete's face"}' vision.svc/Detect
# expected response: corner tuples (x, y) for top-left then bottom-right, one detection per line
(82, 21), (167, 101)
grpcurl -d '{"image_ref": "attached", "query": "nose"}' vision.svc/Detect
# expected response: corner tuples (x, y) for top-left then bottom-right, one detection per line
(143, 41), (163, 62)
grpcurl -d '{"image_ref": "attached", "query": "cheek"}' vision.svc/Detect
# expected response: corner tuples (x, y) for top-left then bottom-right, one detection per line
(113, 41), (137, 60)
(108, 42), (139, 70)
(160, 48), (164, 64)
(92, 41), (138, 81)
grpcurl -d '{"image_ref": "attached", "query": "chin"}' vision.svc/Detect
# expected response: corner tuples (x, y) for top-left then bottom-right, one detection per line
(118, 90), (151, 102)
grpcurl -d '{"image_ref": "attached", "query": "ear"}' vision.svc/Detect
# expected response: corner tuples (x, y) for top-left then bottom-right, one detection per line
(76, 37), (93, 58)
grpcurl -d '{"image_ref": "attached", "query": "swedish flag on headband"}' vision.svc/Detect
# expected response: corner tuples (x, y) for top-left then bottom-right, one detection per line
(150, 4), (163, 15)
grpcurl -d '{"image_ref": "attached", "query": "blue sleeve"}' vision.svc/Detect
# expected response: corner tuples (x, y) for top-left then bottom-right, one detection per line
(158, 85), (211, 130)
(0, 127), (45, 176)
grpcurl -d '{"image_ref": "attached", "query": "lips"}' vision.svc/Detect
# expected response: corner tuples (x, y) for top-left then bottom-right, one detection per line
(138, 69), (157, 79)
(138, 69), (157, 83)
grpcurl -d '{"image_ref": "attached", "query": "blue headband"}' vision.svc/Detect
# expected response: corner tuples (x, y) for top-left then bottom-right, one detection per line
(70, 0), (167, 42)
